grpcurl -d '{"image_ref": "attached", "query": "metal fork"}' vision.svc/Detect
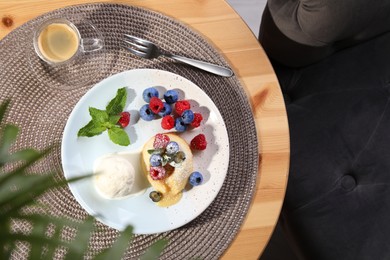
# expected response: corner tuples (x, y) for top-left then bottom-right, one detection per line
(122, 34), (234, 77)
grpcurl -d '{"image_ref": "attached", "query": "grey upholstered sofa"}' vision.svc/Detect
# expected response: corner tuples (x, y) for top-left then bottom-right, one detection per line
(259, 1), (390, 259)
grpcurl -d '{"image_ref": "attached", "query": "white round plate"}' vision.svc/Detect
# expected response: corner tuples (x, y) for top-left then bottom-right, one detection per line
(61, 69), (229, 234)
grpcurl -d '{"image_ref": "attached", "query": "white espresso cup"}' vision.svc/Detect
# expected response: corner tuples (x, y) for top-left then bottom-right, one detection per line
(33, 18), (103, 65)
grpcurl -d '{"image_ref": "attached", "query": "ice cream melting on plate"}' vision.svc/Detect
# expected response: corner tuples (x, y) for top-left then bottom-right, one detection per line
(93, 150), (149, 199)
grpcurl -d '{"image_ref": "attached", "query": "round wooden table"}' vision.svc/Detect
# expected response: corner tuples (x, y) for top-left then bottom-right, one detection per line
(0, 1), (290, 258)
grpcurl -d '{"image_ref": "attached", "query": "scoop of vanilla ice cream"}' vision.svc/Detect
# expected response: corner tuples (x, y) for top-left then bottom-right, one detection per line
(94, 154), (135, 199)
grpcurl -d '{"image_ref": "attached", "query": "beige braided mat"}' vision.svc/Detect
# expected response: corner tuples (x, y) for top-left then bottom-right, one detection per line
(0, 3), (258, 259)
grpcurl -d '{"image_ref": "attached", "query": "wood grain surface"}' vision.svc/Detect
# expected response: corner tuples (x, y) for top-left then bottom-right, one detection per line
(0, 1), (290, 259)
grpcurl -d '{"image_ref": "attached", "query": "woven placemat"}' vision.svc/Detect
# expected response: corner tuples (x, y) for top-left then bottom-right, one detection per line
(0, 3), (258, 259)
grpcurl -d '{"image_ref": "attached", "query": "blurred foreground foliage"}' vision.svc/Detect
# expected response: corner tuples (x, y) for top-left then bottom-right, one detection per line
(0, 100), (167, 259)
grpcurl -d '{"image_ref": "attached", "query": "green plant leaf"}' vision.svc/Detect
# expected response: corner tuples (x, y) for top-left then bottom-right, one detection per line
(0, 124), (18, 160)
(29, 219), (47, 259)
(109, 115), (121, 125)
(43, 223), (61, 259)
(77, 120), (107, 137)
(2, 233), (68, 250)
(147, 149), (164, 155)
(0, 148), (39, 165)
(89, 107), (109, 123)
(0, 99), (10, 124)
(108, 127), (130, 146)
(140, 239), (168, 260)
(0, 173), (91, 217)
(64, 216), (96, 259)
(0, 100), (168, 259)
(106, 87), (127, 116)
(94, 226), (134, 260)
(0, 147), (50, 187)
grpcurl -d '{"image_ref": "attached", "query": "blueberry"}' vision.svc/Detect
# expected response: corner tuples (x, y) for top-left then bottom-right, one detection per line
(149, 191), (162, 202)
(175, 117), (187, 132)
(142, 87), (159, 103)
(189, 172), (203, 186)
(150, 154), (163, 167)
(166, 141), (179, 155)
(139, 104), (155, 121)
(163, 90), (179, 104)
(173, 151), (186, 163)
(157, 102), (172, 117)
(181, 110), (194, 124)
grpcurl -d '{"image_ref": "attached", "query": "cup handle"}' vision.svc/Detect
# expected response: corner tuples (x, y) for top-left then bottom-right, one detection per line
(80, 38), (103, 52)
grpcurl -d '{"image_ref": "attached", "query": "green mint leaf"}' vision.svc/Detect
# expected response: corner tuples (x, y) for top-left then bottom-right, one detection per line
(106, 87), (127, 116)
(78, 120), (107, 137)
(89, 107), (109, 124)
(109, 115), (121, 125)
(161, 155), (171, 166)
(108, 127), (130, 146)
(103, 121), (115, 129)
(147, 149), (164, 155)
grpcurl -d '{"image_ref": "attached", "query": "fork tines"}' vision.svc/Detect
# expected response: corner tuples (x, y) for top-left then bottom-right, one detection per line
(121, 35), (148, 57)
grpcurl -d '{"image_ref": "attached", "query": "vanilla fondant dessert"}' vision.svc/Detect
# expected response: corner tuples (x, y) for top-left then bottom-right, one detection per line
(141, 133), (193, 207)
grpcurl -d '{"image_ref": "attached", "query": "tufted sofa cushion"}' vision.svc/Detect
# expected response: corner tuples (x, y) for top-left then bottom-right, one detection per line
(275, 31), (390, 259)
(259, 2), (390, 259)
(260, 0), (390, 67)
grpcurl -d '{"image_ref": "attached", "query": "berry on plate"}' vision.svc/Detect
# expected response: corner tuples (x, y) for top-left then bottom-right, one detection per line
(153, 133), (170, 149)
(175, 117), (187, 132)
(181, 110), (194, 124)
(163, 90), (179, 104)
(149, 191), (162, 202)
(142, 87), (159, 103)
(189, 171), (203, 186)
(149, 97), (164, 114)
(150, 154), (163, 167)
(190, 113), (203, 128)
(150, 166), (166, 180)
(139, 104), (155, 121)
(118, 111), (130, 128)
(175, 100), (191, 116)
(157, 102), (172, 117)
(165, 141), (179, 155)
(173, 151), (186, 164)
(190, 134), (207, 150)
(161, 115), (175, 130)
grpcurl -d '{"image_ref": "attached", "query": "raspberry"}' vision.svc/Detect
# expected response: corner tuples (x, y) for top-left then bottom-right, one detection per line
(150, 166), (166, 180)
(190, 134), (207, 150)
(153, 133), (170, 149)
(175, 100), (191, 116)
(118, 111), (130, 128)
(161, 115), (175, 130)
(149, 97), (164, 114)
(190, 113), (203, 128)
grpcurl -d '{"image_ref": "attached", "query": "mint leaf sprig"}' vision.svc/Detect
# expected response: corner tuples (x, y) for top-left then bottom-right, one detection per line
(77, 87), (130, 146)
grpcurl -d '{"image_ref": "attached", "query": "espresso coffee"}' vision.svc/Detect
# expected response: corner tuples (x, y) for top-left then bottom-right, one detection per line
(37, 22), (79, 63)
